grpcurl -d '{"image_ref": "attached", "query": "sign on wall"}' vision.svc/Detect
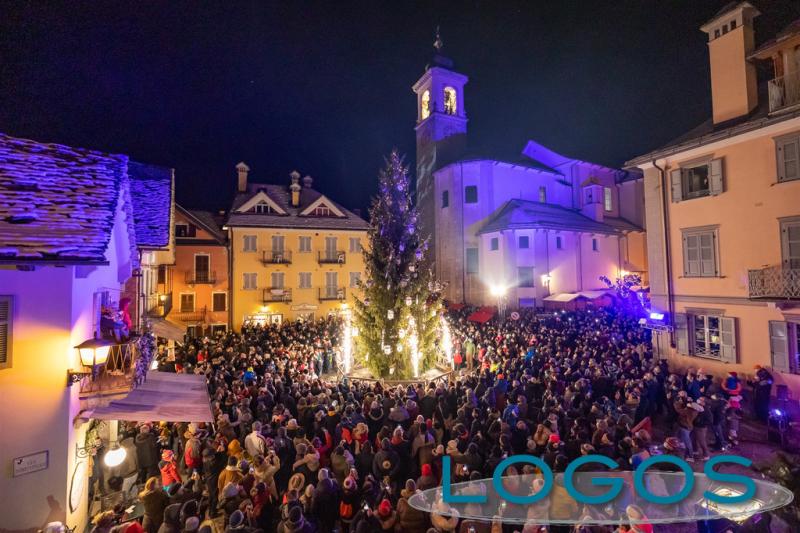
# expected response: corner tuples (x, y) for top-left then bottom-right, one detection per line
(13, 450), (49, 477)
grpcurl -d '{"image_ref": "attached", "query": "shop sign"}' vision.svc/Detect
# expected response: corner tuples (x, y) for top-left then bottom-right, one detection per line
(13, 450), (49, 477)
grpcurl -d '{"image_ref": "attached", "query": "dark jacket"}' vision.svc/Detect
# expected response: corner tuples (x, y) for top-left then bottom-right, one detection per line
(156, 503), (182, 533)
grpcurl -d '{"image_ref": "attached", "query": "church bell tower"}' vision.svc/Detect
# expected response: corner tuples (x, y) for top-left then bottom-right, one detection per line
(413, 29), (468, 263)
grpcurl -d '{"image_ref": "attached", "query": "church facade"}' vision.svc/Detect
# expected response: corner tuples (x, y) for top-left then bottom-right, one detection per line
(413, 42), (648, 307)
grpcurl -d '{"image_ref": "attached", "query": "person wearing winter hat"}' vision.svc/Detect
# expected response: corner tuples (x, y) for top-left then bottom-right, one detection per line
(311, 468), (340, 533)
(159, 450), (182, 490)
(139, 477), (169, 533)
(377, 498), (398, 531)
(226, 510), (246, 532)
(217, 456), (244, 495)
(417, 463), (437, 492)
(397, 479), (428, 533)
(182, 516), (200, 533)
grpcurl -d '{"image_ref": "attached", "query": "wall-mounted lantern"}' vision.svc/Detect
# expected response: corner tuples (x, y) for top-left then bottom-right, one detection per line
(68, 336), (114, 386)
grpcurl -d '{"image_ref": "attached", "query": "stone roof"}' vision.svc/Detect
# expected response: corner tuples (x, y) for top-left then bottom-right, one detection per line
(227, 182), (369, 231)
(129, 161), (173, 249)
(477, 199), (626, 235)
(0, 133), (128, 263)
(177, 205), (226, 243)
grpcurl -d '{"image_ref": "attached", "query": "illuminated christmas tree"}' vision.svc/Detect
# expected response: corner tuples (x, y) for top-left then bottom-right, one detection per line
(353, 151), (444, 379)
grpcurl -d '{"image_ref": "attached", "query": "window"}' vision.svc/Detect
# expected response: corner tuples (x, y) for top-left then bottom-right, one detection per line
(272, 235), (285, 253)
(776, 133), (800, 183)
(0, 296), (12, 368)
(157, 264), (167, 284)
(781, 218), (800, 269)
(271, 272), (285, 289)
(442, 190), (449, 208)
(349, 238), (361, 253)
(325, 272), (339, 297)
(682, 227), (719, 277)
(556, 236), (562, 249)
(730, 19), (736, 30)
(714, 28), (720, 38)
(186, 325), (197, 338)
(670, 159), (723, 201)
(674, 313), (737, 363)
(243, 235), (257, 252)
(518, 267), (534, 288)
(211, 324), (227, 336)
(299, 236), (312, 253)
(243, 273), (257, 290)
(212, 292), (227, 312)
(180, 293), (195, 313)
(324, 237), (338, 261)
(254, 202), (273, 214)
(770, 321), (800, 374)
(314, 206), (332, 217)
(518, 236), (529, 249)
(421, 90), (431, 120)
(604, 187), (613, 212)
(538, 186), (546, 203)
(444, 86), (457, 115)
(349, 272), (361, 288)
(722, 23), (728, 35)
(583, 188), (594, 204)
(592, 238), (598, 252)
(175, 223), (194, 238)
(466, 248), (479, 274)
(194, 254), (210, 282)
(299, 272), (312, 289)
(465, 185), (478, 204)
(490, 238), (499, 251)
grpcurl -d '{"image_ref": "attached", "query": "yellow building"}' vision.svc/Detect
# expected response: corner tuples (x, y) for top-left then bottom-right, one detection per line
(627, 3), (800, 397)
(226, 163), (369, 329)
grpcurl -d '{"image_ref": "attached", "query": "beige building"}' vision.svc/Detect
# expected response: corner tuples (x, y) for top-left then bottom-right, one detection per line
(627, 3), (800, 397)
(226, 164), (369, 329)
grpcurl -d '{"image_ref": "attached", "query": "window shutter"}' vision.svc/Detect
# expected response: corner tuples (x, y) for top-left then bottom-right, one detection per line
(0, 296), (10, 367)
(769, 321), (790, 373)
(674, 313), (689, 354)
(709, 158), (724, 195)
(776, 137), (800, 183)
(670, 169), (683, 203)
(720, 317), (738, 363)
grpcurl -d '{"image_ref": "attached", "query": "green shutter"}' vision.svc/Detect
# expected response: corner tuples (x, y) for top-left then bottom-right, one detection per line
(720, 317), (737, 364)
(709, 158), (724, 195)
(674, 313), (688, 354)
(670, 169), (683, 203)
(769, 321), (790, 373)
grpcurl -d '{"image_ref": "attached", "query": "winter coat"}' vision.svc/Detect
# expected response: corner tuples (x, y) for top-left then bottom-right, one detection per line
(156, 503), (182, 533)
(217, 465), (244, 494)
(397, 494), (428, 533)
(431, 508), (459, 532)
(140, 488), (169, 533)
(311, 477), (341, 530)
(377, 510), (398, 531)
(160, 460), (182, 488)
(136, 432), (160, 470)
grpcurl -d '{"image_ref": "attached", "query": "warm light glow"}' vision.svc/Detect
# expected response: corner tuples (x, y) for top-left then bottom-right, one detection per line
(421, 90), (431, 120)
(75, 337), (114, 367)
(444, 86), (457, 115)
(340, 311), (353, 374)
(541, 274), (552, 285)
(620, 270), (630, 277)
(340, 303), (348, 310)
(440, 315), (453, 367)
(103, 444), (127, 467)
(159, 294), (167, 302)
(489, 285), (507, 297)
(260, 305), (269, 313)
(406, 316), (420, 378)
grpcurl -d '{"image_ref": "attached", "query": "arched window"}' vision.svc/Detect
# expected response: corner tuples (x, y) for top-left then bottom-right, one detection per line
(421, 90), (431, 120)
(444, 87), (457, 115)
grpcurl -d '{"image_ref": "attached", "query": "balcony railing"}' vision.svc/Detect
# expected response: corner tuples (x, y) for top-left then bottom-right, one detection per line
(146, 293), (172, 318)
(319, 286), (346, 301)
(263, 288), (292, 303)
(768, 71), (800, 114)
(185, 270), (216, 284)
(261, 250), (292, 264)
(318, 251), (346, 264)
(748, 265), (800, 299)
(175, 306), (207, 322)
(78, 336), (153, 398)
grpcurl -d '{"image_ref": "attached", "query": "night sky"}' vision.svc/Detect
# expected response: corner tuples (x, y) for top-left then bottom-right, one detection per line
(2, 1), (798, 213)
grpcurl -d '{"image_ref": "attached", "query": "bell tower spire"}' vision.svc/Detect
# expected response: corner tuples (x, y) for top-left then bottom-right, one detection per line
(412, 27), (468, 263)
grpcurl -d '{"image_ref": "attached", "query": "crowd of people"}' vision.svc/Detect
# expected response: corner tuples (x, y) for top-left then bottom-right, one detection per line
(88, 306), (773, 533)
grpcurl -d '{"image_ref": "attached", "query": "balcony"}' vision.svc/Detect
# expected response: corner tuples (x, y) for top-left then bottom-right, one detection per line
(175, 306), (207, 323)
(263, 287), (292, 303)
(768, 71), (800, 114)
(318, 250), (346, 264)
(261, 250), (292, 265)
(319, 286), (346, 301)
(77, 335), (154, 399)
(748, 265), (800, 300)
(146, 293), (172, 318)
(185, 270), (217, 285)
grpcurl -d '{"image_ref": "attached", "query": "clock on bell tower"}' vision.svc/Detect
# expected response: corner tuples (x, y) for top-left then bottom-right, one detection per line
(412, 28), (468, 266)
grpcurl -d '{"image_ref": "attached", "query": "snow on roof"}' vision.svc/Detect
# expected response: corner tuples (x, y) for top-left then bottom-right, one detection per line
(0, 133), (127, 263)
(129, 162), (173, 249)
(477, 199), (621, 235)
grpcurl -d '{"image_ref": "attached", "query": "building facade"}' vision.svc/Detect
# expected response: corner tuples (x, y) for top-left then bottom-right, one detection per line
(167, 205), (230, 337)
(0, 133), (172, 532)
(627, 3), (800, 396)
(413, 44), (647, 307)
(227, 164), (369, 329)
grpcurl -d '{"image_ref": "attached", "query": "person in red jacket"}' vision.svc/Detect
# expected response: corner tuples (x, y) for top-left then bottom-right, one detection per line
(159, 450), (181, 490)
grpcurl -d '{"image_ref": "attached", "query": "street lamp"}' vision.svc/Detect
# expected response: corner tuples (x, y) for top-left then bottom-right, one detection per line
(68, 336), (114, 386)
(103, 443), (127, 467)
(489, 285), (508, 320)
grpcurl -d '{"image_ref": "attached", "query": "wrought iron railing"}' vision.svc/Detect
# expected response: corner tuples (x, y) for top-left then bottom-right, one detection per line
(318, 250), (346, 264)
(748, 265), (800, 299)
(319, 287), (346, 301)
(146, 293), (172, 318)
(261, 250), (292, 264)
(78, 335), (154, 397)
(175, 306), (207, 322)
(263, 288), (292, 303)
(768, 71), (800, 113)
(185, 270), (216, 284)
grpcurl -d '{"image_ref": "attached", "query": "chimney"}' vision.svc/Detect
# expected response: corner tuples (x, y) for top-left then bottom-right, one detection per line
(236, 162), (250, 193)
(700, 2), (760, 124)
(302, 175), (313, 189)
(289, 170), (301, 207)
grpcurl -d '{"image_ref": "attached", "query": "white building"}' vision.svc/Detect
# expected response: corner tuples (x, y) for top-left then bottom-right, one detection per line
(413, 42), (648, 307)
(0, 133), (172, 531)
